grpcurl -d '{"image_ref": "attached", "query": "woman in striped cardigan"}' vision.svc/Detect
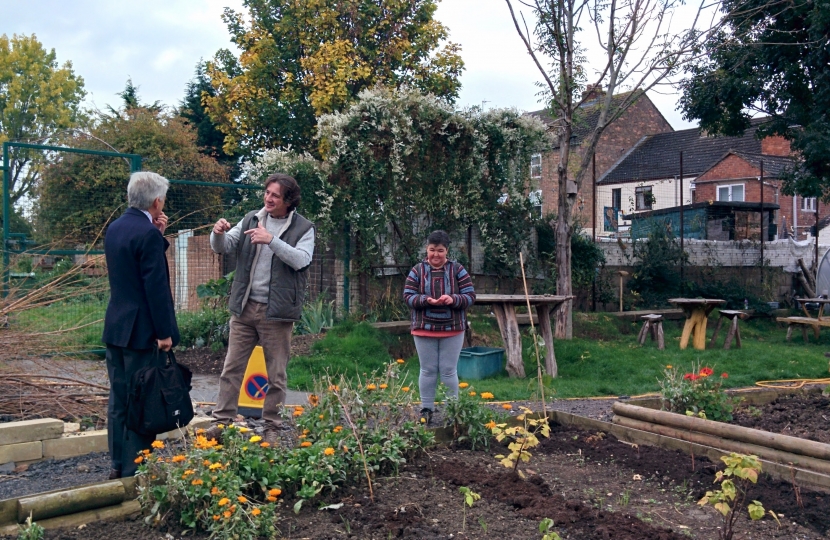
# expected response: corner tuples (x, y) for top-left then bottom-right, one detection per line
(403, 230), (476, 424)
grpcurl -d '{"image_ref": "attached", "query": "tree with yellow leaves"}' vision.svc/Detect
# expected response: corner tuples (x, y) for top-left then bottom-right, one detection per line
(205, 0), (463, 155)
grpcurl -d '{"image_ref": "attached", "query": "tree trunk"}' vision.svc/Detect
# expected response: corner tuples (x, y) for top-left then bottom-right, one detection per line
(554, 127), (575, 339)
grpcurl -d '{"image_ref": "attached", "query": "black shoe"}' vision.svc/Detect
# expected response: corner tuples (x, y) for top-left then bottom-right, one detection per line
(108, 469), (122, 480)
(204, 424), (224, 443)
(419, 408), (433, 426)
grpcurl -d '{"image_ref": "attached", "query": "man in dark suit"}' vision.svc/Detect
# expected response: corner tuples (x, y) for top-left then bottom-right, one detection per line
(103, 171), (180, 478)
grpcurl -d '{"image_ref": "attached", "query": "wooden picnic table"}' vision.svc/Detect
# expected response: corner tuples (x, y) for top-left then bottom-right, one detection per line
(796, 297), (830, 320)
(475, 294), (572, 378)
(668, 298), (726, 350)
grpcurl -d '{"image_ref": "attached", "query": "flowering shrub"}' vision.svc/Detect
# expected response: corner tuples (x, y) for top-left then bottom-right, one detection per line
(441, 384), (506, 450)
(136, 361), (433, 538)
(490, 406), (550, 478)
(659, 364), (736, 421)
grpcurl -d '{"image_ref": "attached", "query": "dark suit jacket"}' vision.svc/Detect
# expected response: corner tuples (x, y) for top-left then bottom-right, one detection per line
(102, 207), (180, 349)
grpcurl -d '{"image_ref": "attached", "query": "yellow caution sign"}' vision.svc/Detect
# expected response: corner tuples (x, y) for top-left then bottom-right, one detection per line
(237, 345), (268, 418)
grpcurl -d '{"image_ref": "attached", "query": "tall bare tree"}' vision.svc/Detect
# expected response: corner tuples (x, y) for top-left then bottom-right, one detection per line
(506, 0), (724, 339)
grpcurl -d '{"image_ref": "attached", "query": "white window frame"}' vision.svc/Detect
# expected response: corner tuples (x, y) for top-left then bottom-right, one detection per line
(635, 186), (654, 211)
(717, 183), (745, 202)
(530, 153), (542, 179)
(802, 196), (816, 212)
(529, 189), (543, 218)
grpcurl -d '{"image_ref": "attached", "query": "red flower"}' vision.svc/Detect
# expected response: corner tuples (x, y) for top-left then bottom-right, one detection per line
(721, 372), (729, 378)
(699, 367), (714, 377)
(683, 373), (698, 380)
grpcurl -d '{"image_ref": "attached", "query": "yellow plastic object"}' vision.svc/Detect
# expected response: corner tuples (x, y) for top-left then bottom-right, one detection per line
(237, 345), (268, 415)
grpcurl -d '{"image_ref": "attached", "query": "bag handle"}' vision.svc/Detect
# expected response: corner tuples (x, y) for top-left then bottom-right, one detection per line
(155, 345), (177, 367)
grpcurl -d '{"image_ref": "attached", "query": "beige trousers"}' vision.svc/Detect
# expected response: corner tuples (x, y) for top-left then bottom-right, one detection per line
(212, 300), (293, 429)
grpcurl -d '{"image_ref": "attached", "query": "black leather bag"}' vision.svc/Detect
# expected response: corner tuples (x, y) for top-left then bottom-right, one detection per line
(127, 349), (194, 436)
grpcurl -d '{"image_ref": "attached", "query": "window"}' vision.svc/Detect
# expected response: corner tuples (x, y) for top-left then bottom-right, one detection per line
(635, 186), (654, 210)
(529, 189), (543, 218)
(802, 197), (817, 212)
(530, 153), (542, 179)
(717, 184), (745, 202)
(611, 188), (622, 210)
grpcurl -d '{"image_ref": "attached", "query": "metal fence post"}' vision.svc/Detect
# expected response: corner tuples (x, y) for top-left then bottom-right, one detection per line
(2, 142), (9, 297)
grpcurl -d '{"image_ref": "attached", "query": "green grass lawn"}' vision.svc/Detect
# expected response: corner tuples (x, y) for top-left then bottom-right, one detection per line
(15, 298), (106, 353)
(288, 312), (830, 401)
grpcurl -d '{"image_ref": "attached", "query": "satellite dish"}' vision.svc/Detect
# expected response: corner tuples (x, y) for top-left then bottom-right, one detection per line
(815, 249), (830, 298)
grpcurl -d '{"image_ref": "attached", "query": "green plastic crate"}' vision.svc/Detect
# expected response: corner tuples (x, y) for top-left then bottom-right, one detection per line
(457, 347), (504, 380)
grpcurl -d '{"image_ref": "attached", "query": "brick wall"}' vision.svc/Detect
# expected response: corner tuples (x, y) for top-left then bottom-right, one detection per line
(537, 95), (673, 221)
(761, 135), (790, 156)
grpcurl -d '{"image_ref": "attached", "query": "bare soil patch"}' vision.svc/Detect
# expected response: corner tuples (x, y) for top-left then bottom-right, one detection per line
(732, 391), (830, 444)
(3, 422), (828, 540)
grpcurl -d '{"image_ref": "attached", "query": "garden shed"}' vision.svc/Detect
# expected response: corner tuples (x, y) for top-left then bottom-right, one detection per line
(626, 201), (780, 241)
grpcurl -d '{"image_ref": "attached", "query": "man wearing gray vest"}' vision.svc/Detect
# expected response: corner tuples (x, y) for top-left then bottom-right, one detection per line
(206, 173), (315, 445)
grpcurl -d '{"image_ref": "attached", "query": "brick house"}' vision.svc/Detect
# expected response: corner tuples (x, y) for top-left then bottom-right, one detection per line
(595, 117), (827, 240)
(526, 88), (673, 227)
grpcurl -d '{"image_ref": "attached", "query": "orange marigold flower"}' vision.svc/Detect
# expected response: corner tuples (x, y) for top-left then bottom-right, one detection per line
(308, 394), (319, 406)
(396, 358), (405, 364)
(209, 462), (223, 470)
(142, 449), (151, 455)
(183, 469), (195, 476)
(300, 441), (312, 447)
(379, 383), (388, 389)
(343, 445), (349, 452)
(328, 384), (339, 392)
(469, 391), (476, 396)
(458, 382), (469, 389)
(223, 511), (231, 519)
(485, 421), (497, 429)
(293, 410), (303, 417)
(202, 459), (211, 466)
(267, 496), (277, 502)
(324, 447), (335, 456)
(268, 488), (282, 496)
(211, 487), (220, 495)
(213, 515), (220, 521)
(480, 392), (494, 399)
(402, 386), (410, 392)
(196, 428), (206, 435)
(260, 442), (270, 448)
(318, 414), (324, 419)
(303, 428), (310, 434)
(191, 479), (203, 485)
(237, 496), (247, 503)
(218, 497), (230, 506)
(252, 508), (261, 516)
(134, 456), (143, 464)
(151, 440), (165, 449)
(333, 426), (343, 433)
(366, 383), (377, 390)
(169, 455), (185, 463)
(502, 403), (512, 410)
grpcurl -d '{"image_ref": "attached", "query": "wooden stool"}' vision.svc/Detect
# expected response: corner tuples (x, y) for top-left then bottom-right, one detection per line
(637, 314), (664, 350)
(710, 310), (747, 349)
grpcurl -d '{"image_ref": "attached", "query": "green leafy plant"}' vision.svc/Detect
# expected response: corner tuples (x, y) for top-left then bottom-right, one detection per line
(441, 383), (505, 450)
(17, 513), (44, 540)
(699, 453), (778, 540)
(136, 361), (433, 539)
(539, 517), (562, 540)
(458, 486), (480, 531)
(491, 406), (551, 478)
(296, 296), (335, 335)
(659, 364), (736, 422)
(196, 271), (234, 308)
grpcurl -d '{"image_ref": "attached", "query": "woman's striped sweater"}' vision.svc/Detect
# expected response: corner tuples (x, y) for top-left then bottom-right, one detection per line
(403, 260), (476, 333)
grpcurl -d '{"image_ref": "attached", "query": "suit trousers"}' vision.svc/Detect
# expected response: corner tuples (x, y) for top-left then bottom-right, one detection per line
(105, 345), (162, 476)
(212, 300), (293, 429)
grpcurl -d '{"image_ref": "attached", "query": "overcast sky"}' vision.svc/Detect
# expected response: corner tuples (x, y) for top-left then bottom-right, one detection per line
(4, 0), (697, 129)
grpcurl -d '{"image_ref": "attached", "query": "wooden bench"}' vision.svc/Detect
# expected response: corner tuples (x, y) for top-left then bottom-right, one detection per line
(710, 310), (747, 349)
(775, 316), (830, 342)
(637, 314), (664, 350)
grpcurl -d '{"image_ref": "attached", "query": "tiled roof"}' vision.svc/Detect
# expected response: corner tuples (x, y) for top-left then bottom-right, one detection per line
(597, 118), (775, 185)
(526, 92), (636, 146)
(691, 151), (794, 183)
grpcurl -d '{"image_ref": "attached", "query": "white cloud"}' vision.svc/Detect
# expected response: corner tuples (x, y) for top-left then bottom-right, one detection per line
(4, 0), (695, 128)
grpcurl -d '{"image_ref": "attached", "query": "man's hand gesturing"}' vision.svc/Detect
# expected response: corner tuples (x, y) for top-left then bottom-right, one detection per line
(244, 221), (274, 245)
(213, 218), (231, 235)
